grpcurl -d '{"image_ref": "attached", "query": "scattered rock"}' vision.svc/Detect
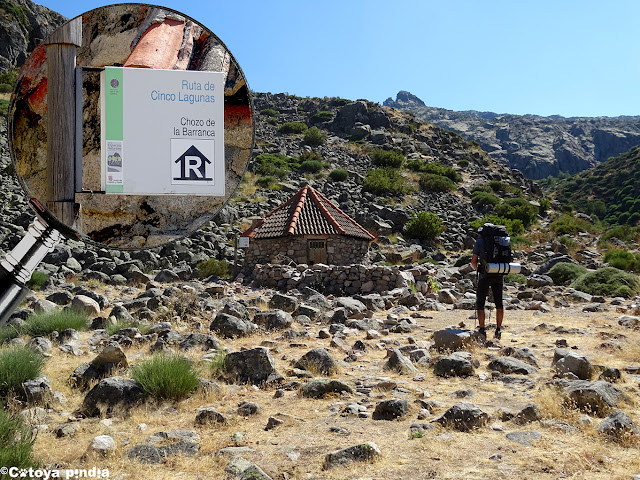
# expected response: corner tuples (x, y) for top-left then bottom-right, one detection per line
(506, 430), (542, 446)
(488, 357), (538, 375)
(431, 402), (490, 432)
(433, 352), (474, 377)
(372, 399), (409, 420)
(223, 347), (280, 386)
(301, 379), (352, 398)
(294, 348), (339, 375)
(383, 349), (418, 374)
(323, 442), (382, 470)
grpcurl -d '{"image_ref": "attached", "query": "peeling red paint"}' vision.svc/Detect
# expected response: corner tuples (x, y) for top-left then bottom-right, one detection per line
(124, 19), (186, 69)
(224, 104), (253, 128)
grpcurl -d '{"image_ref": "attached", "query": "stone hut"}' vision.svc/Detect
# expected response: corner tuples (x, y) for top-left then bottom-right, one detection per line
(242, 185), (375, 266)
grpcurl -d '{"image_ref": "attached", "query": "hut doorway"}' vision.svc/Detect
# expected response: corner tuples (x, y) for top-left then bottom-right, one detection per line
(308, 239), (327, 265)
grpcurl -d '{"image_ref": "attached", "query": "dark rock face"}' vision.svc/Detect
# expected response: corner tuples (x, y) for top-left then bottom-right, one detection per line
(209, 313), (256, 338)
(0, 0), (66, 73)
(596, 411), (639, 436)
(295, 348), (338, 375)
(223, 347), (278, 385)
(431, 402), (490, 432)
(562, 380), (627, 416)
(433, 352), (474, 377)
(488, 357), (538, 375)
(372, 398), (410, 420)
(81, 377), (146, 417)
(301, 379), (352, 398)
(385, 91), (640, 179)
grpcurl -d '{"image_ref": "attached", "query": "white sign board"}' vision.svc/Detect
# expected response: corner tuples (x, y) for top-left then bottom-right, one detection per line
(238, 236), (250, 248)
(101, 67), (225, 195)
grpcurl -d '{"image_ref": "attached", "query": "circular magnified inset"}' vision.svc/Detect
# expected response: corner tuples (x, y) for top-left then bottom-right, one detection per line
(9, 4), (254, 249)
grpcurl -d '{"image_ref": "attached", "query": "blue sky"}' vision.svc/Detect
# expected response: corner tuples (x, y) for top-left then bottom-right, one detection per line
(35, 0), (640, 117)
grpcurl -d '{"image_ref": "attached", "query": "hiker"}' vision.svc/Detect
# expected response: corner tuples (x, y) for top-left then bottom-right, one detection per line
(471, 223), (513, 339)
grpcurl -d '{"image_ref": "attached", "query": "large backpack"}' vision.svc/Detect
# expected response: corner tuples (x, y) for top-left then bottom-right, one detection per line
(479, 223), (512, 270)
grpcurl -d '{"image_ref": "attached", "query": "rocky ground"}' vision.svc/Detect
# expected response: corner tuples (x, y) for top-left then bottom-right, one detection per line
(1, 79), (639, 480)
(3, 271), (640, 480)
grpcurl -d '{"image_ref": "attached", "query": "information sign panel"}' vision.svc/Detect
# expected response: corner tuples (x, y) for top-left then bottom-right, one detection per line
(101, 67), (225, 195)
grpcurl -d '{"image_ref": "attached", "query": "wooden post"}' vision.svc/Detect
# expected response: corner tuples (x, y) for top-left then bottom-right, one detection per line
(45, 17), (82, 227)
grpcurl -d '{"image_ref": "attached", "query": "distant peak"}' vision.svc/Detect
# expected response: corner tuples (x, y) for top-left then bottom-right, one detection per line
(384, 90), (426, 108)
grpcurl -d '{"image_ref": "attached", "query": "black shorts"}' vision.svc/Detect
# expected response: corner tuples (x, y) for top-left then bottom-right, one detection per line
(476, 274), (504, 310)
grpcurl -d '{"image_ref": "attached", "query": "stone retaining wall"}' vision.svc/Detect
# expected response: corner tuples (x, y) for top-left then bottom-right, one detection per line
(250, 263), (437, 295)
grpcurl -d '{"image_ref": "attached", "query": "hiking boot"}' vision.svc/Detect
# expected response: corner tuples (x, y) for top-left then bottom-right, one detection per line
(494, 328), (502, 339)
(477, 327), (487, 339)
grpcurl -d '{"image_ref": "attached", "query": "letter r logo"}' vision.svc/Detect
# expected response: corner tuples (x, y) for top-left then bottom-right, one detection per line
(185, 156), (203, 179)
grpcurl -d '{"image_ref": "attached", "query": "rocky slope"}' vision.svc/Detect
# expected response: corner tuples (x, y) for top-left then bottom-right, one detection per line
(0, 0), (65, 73)
(385, 90), (640, 180)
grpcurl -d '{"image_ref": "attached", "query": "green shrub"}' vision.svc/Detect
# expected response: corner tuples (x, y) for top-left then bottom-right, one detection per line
(570, 267), (640, 298)
(504, 273), (527, 284)
(557, 235), (578, 248)
(259, 108), (277, 116)
(404, 212), (445, 240)
(539, 198), (551, 214)
(548, 262), (588, 285)
(131, 354), (200, 401)
(253, 153), (297, 179)
(407, 160), (461, 182)
(303, 126), (326, 146)
(599, 225), (640, 245)
(457, 159), (469, 168)
(255, 175), (279, 189)
(298, 151), (323, 163)
(495, 198), (538, 228)
(0, 99), (9, 118)
(330, 98), (351, 107)
(299, 160), (325, 173)
(22, 311), (88, 337)
(278, 122), (308, 134)
(0, 326), (20, 345)
(197, 258), (230, 278)
(0, 347), (44, 400)
(26, 271), (49, 291)
(311, 111), (333, 123)
(419, 173), (455, 192)
(0, 407), (39, 470)
(329, 168), (349, 182)
(470, 215), (524, 236)
(0, 69), (18, 87)
(471, 185), (493, 194)
(472, 190), (500, 207)
(511, 235), (532, 248)
(363, 168), (412, 195)
(550, 213), (593, 235)
(604, 250), (640, 272)
(370, 148), (405, 168)
(0, 83), (12, 94)
(486, 180), (522, 196)
(208, 352), (227, 378)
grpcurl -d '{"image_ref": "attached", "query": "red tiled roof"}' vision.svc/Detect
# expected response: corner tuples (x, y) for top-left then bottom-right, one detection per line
(243, 185), (375, 241)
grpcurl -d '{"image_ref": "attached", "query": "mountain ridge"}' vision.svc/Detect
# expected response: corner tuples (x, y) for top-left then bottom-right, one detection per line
(385, 90), (640, 179)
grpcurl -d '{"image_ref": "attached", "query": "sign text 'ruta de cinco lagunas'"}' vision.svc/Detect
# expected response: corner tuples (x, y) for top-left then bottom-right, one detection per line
(101, 67), (225, 195)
